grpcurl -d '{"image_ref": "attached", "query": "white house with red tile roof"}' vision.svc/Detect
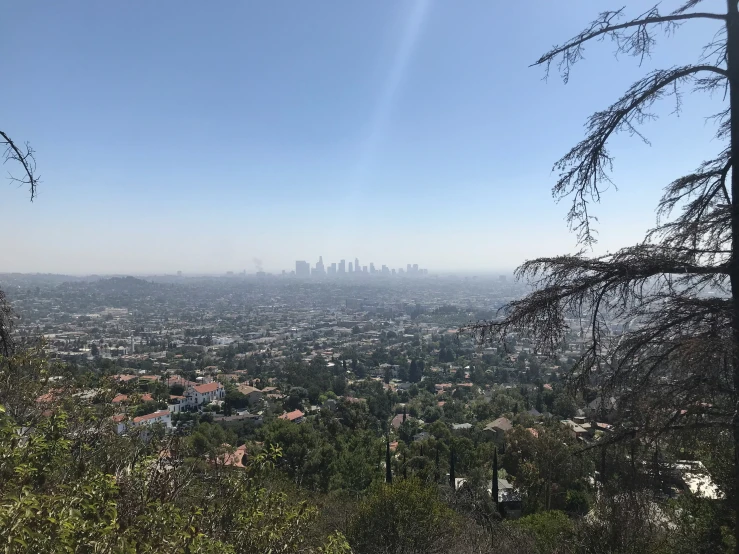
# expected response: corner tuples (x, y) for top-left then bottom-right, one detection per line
(112, 414), (127, 434)
(132, 410), (171, 428)
(167, 375), (197, 388)
(168, 395), (187, 413)
(185, 382), (225, 408)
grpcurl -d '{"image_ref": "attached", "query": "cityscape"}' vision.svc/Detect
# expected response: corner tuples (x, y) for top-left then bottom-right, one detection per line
(295, 256), (428, 277)
(1, 1), (735, 552)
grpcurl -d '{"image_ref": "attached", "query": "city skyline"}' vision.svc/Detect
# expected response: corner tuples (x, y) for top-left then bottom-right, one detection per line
(295, 255), (428, 277)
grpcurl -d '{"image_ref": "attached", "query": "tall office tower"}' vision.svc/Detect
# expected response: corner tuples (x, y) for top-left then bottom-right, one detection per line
(328, 263), (337, 275)
(314, 256), (325, 275)
(392, 269), (396, 275)
(338, 259), (346, 274)
(295, 260), (310, 277)
(363, 265), (368, 273)
(407, 264), (412, 273)
(413, 264), (419, 273)
(370, 263), (375, 273)
(355, 258), (359, 272)
(348, 262), (353, 273)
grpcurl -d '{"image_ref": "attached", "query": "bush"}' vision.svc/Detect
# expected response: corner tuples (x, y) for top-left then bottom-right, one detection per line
(348, 479), (458, 554)
(513, 511), (574, 554)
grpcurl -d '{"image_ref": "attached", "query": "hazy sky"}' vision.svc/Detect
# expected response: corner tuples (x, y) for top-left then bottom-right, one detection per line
(2, 1), (727, 274)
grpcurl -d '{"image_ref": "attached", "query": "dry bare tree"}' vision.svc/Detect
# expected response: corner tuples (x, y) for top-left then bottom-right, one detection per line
(0, 130), (39, 355)
(470, 2), (739, 548)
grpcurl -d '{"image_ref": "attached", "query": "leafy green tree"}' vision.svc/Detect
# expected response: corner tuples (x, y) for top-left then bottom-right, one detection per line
(348, 479), (458, 554)
(513, 511), (574, 554)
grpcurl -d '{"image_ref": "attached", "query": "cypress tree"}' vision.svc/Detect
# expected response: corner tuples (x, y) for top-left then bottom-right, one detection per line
(435, 444), (440, 483)
(386, 436), (392, 484)
(402, 405), (406, 423)
(449, 445), (456, 490)
(492, 447), (499, 509)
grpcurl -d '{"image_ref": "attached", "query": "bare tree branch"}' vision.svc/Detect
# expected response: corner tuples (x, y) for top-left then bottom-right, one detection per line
(1, 130), (39, 201)
(534, 4), (726, 82)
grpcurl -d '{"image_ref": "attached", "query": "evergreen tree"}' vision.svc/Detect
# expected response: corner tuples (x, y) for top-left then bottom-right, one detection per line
(435, 443), (440, 483)
(386, 436), (393, 484)
(492, 447), (499, 510)
(470, 4), (739, 547)
(409, 359), (422, 383)
(449, 445), (456, 490)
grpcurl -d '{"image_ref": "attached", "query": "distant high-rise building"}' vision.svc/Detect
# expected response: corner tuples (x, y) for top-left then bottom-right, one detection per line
(177, 270), (182, 277)
(370, 263), (375, 273)
(338, 259), (346, 274)
(413, 264), (419, 273)
(407, 264), (412, 273)
(313, 256), (325, 276)
(348, 262), (353, 273)
(355, 258), (360, 272)
(328, 263), (337, 275)
(363, 265), (368, 273)
(392, 269), (396, 275)
(381, 265), (389, 274)
(296, 260), (310, 277)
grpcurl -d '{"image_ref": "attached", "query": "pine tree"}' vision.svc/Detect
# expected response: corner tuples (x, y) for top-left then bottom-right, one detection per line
(468, 4), (739, 548)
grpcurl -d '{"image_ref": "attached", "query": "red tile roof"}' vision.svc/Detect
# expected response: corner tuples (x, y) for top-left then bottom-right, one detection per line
(220, 444), (248, 468)
(132, 410), (170, 423)
(193, 382), (223, 394)
(167, 375), (197, 387)
(279, 409), (304, 422)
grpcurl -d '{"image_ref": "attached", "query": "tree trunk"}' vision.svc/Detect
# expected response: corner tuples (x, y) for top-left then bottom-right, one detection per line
(728, 2), (739, 552)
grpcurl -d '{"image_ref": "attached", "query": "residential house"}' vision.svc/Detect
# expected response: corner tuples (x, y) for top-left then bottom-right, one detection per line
(484, 417), (512, 444)
(561, 419), (590, 440)
(279, 409), (305, 423)
(587, 396), (617, 421)
(185, 382), (225, 408)
(452, 423), (472, 432)
(132, 410), (171, 429)
(237, 384), (263, 406)
(112, 414), (127, 434)
(168, 395), (187, 413)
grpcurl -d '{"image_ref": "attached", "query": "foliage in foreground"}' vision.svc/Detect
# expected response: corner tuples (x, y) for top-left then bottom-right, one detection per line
(0, 355), (349, 554)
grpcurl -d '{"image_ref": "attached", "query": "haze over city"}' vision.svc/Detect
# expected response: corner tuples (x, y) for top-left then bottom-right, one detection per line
(3, 0), (724, 274)
(4, 0), (739, 551)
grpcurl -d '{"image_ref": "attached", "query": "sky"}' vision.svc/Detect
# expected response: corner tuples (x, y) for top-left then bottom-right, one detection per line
(2, 0), (729, 274)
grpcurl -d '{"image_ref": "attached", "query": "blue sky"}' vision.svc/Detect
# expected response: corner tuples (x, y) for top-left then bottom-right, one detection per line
(2, 0), (728, 274)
